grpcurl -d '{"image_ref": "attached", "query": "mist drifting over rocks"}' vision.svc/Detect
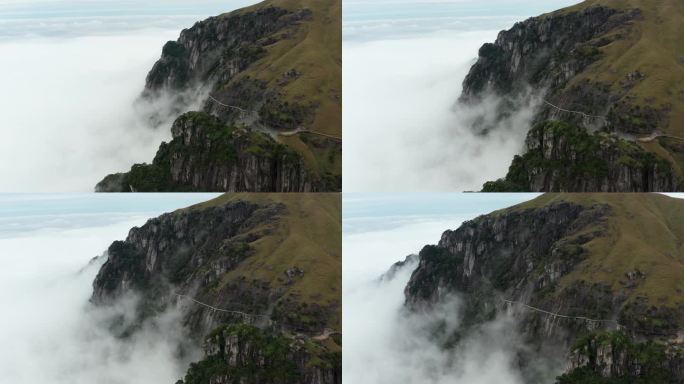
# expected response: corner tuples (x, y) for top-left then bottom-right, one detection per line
(342, 194), (546, 384)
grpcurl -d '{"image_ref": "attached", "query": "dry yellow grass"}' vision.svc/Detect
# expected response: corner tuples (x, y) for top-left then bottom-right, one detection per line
(552, 0), (684, 137)
(189, 193), (341, 329)
(506, 193), (684, 313)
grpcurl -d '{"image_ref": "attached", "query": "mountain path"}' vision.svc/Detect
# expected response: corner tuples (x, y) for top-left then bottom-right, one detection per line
(503, 298), (683, 340)
(174, 292), (337, 341)
(543, 99), (609, 124)
(544, 100), (684, 143)
(208, 95), (341, 141)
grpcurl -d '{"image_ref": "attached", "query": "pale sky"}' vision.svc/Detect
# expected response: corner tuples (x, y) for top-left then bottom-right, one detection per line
(343, 0), (582, 40)
(0, 0), (259, 37)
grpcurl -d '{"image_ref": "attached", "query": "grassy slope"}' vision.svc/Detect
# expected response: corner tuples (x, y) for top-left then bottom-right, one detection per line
(220, 0), (342, 179)
(553, 0), (684, 173)
(501, 194), (684, 314)
(189, 193), (341, 331)
(554, 0), (684, 133)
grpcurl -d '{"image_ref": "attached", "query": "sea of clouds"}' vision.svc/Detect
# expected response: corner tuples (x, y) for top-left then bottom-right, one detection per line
(0, 0), (257, 192)
(0, 194), (218, 383)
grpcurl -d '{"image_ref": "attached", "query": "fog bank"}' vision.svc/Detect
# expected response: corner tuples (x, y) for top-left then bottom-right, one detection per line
(0, 31), (176, 191)
(0, 194), (217, 383)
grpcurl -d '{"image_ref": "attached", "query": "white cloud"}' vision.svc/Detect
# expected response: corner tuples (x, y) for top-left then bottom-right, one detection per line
(0, 30), (195, 192)
(0, 195), (215, 383)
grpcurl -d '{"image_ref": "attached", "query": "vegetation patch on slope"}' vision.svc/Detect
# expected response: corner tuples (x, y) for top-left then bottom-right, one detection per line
(482, 121), (676, 192)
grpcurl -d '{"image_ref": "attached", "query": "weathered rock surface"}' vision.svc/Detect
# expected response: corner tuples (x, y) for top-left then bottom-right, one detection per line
(461, 5), (643, 132)
(177, 324), (340, 384)
(96, 112), (317, 192)
(482, 121), (678, 192)
(144, 7), (302, 94)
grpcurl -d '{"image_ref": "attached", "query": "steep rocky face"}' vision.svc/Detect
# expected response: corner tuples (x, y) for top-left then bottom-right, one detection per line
(178, 324), (340, 384)
(92, 194), (341, 384)
(95, 112), (318, 192)
(463, 6), (627, 99)
(92, 200), (276, 325)
(405, 200), (608, 329)
(144, 7), (302, 94)
(404, 194), (684, 382)
(461, 5), (647, 133)
(143, 4), (315, 130)
(482, 121), (679, 192)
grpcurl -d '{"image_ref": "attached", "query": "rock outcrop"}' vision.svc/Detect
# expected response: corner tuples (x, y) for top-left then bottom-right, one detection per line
(92, 194), (341, 384)
(144, 7), (302, 94)
(482, 121), (678, 192)
(460, 4), (657, 134)
(96, 112), (316, 192)
(177, 324), (340, 384)
(403, 194), (684, 382)
(559, 332), (684, 383)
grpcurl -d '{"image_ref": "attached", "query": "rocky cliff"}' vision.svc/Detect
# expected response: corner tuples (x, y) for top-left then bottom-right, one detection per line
(92, 193), (341, 383)
(96, 112), (316, 192)
(97, 0), (341, 192)
(404, 194), (684, 382)
(482, 121), (677, 192)
(465, 0), (684, 191)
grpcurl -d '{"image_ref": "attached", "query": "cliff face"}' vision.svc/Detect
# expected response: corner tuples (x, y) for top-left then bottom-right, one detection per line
(482, 121), (678, 192)
(178, 324), (340, 384)
(462, 6), (635, 114)
(92, 194), (341, 384)
(465, 0), (684, 191)
(404, 194), (684, 382)
(96, 112), (316, 192)
(144, 7), (300, 94)
(97, 0), (342, 192)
